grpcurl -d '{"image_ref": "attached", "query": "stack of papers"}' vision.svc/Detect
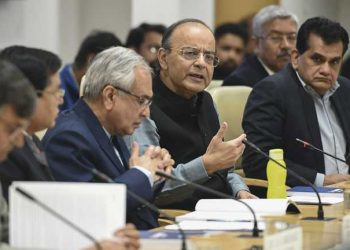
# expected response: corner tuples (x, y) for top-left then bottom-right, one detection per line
(287, 186), (344, 204)
(173, 199), (299, 231)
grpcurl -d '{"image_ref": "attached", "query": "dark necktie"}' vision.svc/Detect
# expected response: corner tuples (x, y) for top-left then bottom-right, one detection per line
(25, 135), (55, 180)
(111, 136), (129, 169)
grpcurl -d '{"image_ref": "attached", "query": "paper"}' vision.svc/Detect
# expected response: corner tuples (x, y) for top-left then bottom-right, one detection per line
(165, 220), (266, 231)
(10, 181), (126, 250)
(289, 196), (343, 205)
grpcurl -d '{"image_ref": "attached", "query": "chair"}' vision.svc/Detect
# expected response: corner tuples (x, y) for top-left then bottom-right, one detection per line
(205, 79), (223, 91)
(158, 209), (190, 226)
(208, 86), (252, 141)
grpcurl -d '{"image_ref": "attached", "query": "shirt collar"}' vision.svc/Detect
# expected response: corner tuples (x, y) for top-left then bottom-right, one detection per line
(257, 56), (275, 76)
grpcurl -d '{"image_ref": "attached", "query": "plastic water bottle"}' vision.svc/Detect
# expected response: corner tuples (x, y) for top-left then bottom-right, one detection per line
(267, 149), (287, 198)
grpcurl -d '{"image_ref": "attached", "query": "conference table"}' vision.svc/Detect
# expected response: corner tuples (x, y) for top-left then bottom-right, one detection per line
(147, 182), (350, 250)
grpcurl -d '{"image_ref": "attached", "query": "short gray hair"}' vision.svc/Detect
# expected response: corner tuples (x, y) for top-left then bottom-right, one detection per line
(83, 46), (152, 99)
(252, 5), (298, 37)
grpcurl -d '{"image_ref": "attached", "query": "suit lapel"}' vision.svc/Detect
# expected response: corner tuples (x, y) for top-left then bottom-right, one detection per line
(291, 67), (324, 173)
(74, 99), (127, 173)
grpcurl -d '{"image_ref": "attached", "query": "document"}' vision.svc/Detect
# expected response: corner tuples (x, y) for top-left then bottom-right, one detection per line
(176, 199), (300, 225)
(9, 181), (126, 250)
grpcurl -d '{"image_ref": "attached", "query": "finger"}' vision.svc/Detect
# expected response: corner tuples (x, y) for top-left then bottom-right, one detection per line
(130, 142), (139, 159)
(214, 122), (228, 141)
(143, 145), (155, 157)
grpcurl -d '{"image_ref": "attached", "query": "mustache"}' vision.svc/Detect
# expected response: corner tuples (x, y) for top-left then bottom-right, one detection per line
(277, 49), (291, 58)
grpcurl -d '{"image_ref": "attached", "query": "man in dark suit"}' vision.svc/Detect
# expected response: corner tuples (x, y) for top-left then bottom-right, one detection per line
(242, 17), (350, 189)
(0, 49), (62, 200)
(43, 47), (173, 230)
(223, 5), (298, 87)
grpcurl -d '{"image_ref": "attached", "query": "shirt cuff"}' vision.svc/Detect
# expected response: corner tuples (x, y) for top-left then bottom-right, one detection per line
(315, 173), (325, 187)
(134, 166), (153, 187)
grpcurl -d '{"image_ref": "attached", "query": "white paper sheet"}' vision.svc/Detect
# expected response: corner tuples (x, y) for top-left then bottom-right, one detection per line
(10, 181), (126, 250)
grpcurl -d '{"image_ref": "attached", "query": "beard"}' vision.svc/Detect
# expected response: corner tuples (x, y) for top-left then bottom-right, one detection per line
(213, 59), (238, 80)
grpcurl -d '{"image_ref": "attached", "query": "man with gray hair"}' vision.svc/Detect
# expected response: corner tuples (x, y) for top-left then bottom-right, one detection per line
(223, 5), (298, 87)
(43, 47), (173, 229)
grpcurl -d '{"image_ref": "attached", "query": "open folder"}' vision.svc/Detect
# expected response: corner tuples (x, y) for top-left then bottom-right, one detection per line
(9, 181), (126, 250)
(176, 199), (300, 224)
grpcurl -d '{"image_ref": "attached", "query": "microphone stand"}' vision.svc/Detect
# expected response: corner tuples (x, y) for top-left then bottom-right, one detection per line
(88, 168), (188, 250)
(155, 171), (260, 237)
(243, 138), (331, 221)
(15, 187), (102, 250)
(296, 138), (348, 164)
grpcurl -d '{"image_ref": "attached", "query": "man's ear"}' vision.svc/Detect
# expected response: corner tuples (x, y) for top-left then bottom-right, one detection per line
(158, 48), (168, 70)
(290, 49), (299, 70)
(102, 85), (115, 111)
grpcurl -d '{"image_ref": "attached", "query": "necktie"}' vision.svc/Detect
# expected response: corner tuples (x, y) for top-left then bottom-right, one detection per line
(111, 136), (129, 169)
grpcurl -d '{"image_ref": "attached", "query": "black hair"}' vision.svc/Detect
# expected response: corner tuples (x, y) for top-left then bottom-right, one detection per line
(0, 60), (36, 118)
(161, 18), (211, 49)
(125, 23), (166, 50)
(6, 55), (49, 91)
(214, 23), (249, 45)
(73, 30), (122, 69)
(0, 45), (62, 75)
(297, 17), (349, 55)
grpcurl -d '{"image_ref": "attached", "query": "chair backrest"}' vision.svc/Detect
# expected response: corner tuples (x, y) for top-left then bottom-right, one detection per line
(208, 86), (252, 141)
(205, 79), (223, 91)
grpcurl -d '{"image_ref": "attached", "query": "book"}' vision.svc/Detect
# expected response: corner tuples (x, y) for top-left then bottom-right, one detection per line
(9, 181), (126, 250)
(289, 196), (343, 205)
(175, 199), (300, 228)
(287, 186), (343, 198)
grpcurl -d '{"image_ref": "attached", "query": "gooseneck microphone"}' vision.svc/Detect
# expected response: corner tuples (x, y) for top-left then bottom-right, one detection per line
(296, 138), (348, 164)
(242, 138), (326, 221)
(86, 167), (187, 250)
(155, 170), (260, 237)
(15, 187), (102, 250)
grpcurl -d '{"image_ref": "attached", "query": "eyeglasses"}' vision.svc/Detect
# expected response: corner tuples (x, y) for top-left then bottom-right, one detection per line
(36, 88), (65, 99)
(259, 33), (297, 45)
(171, 47), (220, 67)
(112, 86), (152, 107)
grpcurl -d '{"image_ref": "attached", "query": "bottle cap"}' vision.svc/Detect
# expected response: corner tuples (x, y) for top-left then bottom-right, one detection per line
(269, 149), (284, 160)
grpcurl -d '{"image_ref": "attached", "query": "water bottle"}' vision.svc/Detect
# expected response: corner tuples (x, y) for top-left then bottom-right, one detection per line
(267, 148), (287, 198)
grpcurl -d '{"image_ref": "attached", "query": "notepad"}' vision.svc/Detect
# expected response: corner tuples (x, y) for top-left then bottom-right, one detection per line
(9, 181), (126, 250)
(287, 186), (343, 198)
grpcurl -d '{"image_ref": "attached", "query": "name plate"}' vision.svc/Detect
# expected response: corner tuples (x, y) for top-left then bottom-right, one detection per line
(264, 226), (302, 250)
(343, 215), (350, 246)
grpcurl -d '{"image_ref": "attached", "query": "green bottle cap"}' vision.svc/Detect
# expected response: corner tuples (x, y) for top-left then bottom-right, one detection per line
(269, 149), (284, 160)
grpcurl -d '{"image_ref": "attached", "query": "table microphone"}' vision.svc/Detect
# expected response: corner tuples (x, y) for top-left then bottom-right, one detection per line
(155, 170), (260, 237)
(85, 167), (187, 250)
(242, 138), (332, 221)
(296, 138), (348, 164)
(15, 186), (102, 250)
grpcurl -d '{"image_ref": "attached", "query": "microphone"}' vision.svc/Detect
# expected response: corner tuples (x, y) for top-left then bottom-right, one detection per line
(155, 171), (260, 237)
(296, 138), (348, 164)
(242, 138), (329, 221)
(85, 167), (187, 250)
(15, 186), (102, 250)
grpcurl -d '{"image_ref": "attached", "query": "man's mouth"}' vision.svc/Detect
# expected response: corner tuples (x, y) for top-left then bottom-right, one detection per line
(188, 73), (204, 80)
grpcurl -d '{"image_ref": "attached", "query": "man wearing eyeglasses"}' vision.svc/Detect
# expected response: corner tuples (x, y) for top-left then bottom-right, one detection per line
(42, 47), (174, 230)
(128, 19), (256, 211)
(223, 5), (298, 87)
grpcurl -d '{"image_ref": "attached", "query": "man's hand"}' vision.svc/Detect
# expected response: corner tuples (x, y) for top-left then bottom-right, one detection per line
(114, 223), (140, 250)
(203, 122), (246, 174)
(129, 142), (174, 181)
(236, 190), (258, 199)
(323, 174), (350, 186)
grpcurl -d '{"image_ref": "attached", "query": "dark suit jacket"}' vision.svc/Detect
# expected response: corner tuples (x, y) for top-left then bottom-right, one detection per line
(42, 99), (158, 229)
(0, 135), (54, 200)
(242, 64), (350, 187)
(223, 54), (268, 87)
